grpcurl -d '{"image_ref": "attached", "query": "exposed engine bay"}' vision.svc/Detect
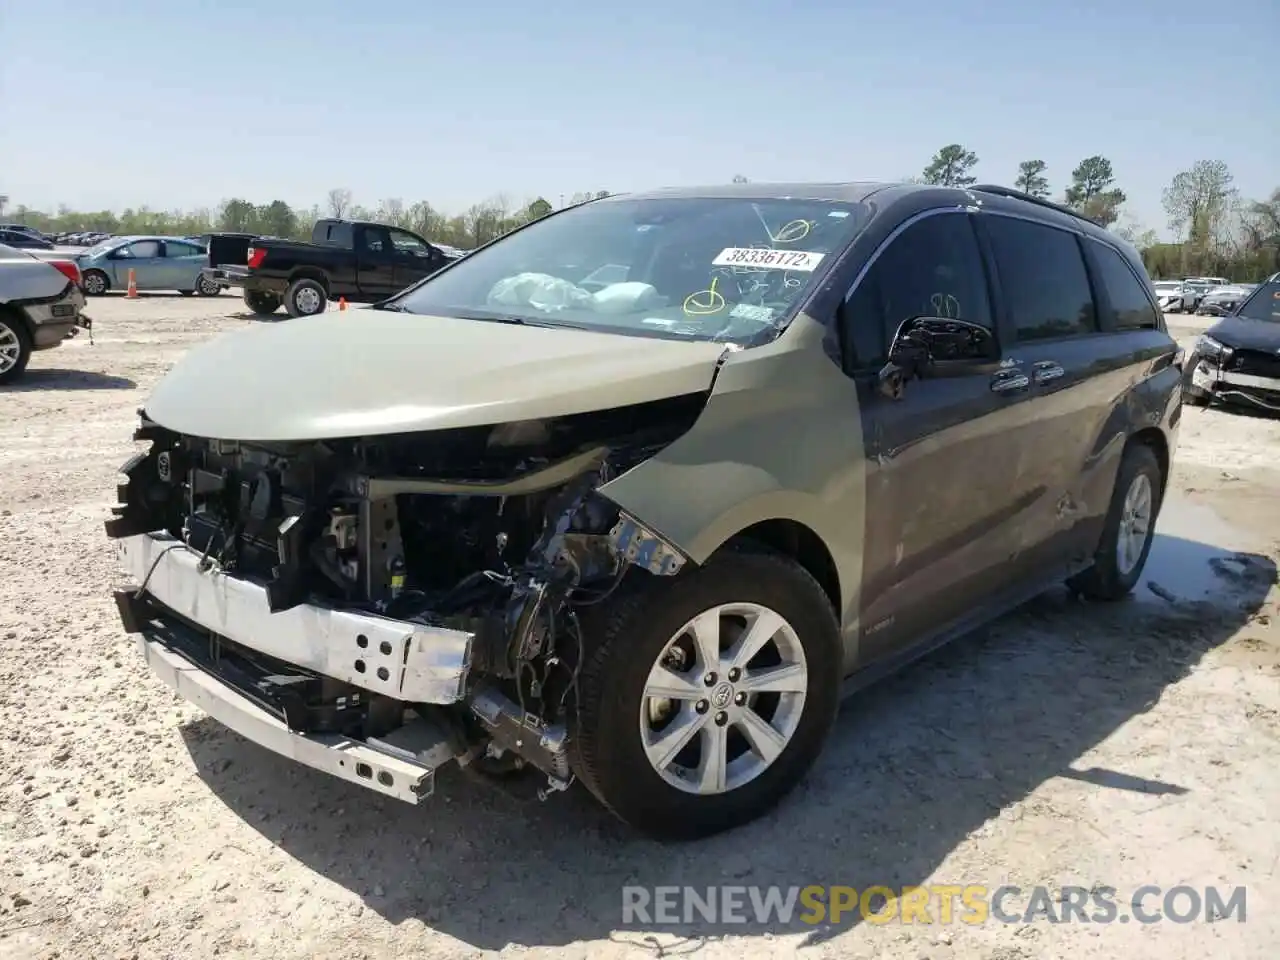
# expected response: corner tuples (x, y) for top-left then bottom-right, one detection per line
(106, 393), (704, 797)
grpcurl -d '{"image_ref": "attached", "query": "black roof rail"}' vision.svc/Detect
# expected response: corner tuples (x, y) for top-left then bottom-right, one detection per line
(968, 184), (1102, 227)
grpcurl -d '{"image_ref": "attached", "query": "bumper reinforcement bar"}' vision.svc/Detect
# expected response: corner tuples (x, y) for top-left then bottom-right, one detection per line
(138, 633), (445, 803)
(116, 532), (473, 705)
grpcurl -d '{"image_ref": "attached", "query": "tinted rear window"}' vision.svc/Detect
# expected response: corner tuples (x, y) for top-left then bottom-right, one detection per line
(1090, 241), (1160, 330)
(984, 216), (1098, 341)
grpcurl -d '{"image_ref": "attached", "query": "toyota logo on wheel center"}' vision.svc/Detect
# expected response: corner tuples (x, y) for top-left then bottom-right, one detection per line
(711, 682), (734, 709)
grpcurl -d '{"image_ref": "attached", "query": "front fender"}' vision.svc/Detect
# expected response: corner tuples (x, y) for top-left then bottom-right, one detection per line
(596, 315), (867, 638)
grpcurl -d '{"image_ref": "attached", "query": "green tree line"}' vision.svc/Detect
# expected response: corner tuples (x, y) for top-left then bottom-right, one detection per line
(4, 150), (1277, 281)
(917, 145), (1279, 281)
(1, 188), (609, 252)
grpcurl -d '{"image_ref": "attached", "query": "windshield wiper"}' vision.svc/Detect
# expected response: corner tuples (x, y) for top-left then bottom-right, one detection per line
(445, 309), (593, 329)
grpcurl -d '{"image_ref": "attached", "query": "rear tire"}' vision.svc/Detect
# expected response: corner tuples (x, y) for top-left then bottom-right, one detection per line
(569, 549), (841, 840)
(196, 274), (222, 297)
(1067, 443), (1164, 601)
(82, 270), (109, 296)
(243, 291), (282, 316)
(285, 278), (327, 318)
(0, 314), (33, 385)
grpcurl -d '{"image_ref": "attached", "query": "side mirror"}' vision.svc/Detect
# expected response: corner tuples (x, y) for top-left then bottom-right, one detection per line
(877, 316), (996, 399)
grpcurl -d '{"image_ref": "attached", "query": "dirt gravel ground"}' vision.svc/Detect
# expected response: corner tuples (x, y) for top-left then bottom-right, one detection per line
(2, 296), (1278, 960)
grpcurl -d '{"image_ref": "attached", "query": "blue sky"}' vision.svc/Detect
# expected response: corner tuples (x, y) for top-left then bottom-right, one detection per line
(2, 0), (1275, 239)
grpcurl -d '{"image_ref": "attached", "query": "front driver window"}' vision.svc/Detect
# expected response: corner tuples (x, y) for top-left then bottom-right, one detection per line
(126, 240), (161, 258)
(840, 212), (994, 370)
(389, 229), (430, 257)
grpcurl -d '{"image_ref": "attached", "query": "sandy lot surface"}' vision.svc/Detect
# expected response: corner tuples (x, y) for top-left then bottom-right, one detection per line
(2, 297), (1278, 960)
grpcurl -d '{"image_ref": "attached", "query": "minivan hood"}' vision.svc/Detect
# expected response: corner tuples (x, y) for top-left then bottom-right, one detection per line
(1207, 315), (1280, 352)
(143, 311), (729, 441)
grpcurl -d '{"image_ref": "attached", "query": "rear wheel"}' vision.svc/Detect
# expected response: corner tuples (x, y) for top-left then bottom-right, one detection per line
(569, 549), (841, 840)
(196, 274), (221, 296)
(285, 278), (327, 318)
(243, 291), (282, 316)
(0, 315), (33, 385)
(1067, 443), (1164, 601)
(82, 270), (109, 296)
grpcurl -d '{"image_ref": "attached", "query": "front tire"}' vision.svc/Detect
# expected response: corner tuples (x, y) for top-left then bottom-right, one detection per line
(1067, 443), (1164, 601)
(0, 315), (33, 385)
(82, 270), (109, 296)
(570, 549), (841, 840)
(285, 278), (327, 318)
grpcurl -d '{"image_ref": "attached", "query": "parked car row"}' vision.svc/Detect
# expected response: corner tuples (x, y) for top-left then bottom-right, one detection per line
(0, 225), (118, 250)
(51, 230), (115, 246)
(1194, 283), (1257, 316)
(1153, 277), (1258, 315)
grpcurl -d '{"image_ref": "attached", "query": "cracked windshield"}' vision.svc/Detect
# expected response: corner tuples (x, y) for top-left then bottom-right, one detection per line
(393, 196), (870, 343)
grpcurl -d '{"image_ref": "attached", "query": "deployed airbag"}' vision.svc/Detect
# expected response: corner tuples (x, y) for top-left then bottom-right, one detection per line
(487, 273), (663, 314)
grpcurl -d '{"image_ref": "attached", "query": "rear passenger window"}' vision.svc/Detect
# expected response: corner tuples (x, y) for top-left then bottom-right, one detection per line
(1090, 242), (1160, 330)
(985, 217), (1097, 341)
(840, 212), (994, 370)
(127, 240), (162, 258)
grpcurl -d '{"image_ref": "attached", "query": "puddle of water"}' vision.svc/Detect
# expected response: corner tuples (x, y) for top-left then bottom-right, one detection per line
(1138, 494), (1268, 608)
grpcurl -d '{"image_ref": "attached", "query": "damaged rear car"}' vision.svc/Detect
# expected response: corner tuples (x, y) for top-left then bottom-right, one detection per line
(107, 183), (1179, 840)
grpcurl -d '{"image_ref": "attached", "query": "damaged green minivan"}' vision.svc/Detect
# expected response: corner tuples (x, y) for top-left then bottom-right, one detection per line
(108, 182), (1180, 839)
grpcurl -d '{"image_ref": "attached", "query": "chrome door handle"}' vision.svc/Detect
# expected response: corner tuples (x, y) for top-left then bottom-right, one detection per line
(990, 369), (1030, 393)
(1032, 361), (1065, 383)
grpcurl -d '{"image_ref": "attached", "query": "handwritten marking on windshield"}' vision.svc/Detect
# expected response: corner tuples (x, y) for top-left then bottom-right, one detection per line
(770, 219), (813, 243)
(683, 276), (727, 316)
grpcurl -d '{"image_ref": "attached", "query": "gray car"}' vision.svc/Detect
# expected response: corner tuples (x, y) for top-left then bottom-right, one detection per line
(106, 182), (1180, 840)
(77, 235), (222, 297)
(0, 244), (90, 384)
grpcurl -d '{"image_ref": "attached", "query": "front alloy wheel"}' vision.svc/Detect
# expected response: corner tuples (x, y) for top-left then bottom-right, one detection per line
(641, 603), (808, 796)
(570, 548), (841, 840)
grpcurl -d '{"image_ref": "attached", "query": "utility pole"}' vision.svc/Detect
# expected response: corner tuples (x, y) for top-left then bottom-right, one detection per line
(0, 195), (8, 218)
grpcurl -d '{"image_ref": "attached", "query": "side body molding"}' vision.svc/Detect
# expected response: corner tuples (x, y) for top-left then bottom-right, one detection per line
(595, 315), (868, 670)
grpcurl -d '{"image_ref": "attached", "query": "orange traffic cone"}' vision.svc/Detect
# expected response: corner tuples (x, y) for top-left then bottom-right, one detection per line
(338, 297), (347, 311)
(126, 268), (138, 299)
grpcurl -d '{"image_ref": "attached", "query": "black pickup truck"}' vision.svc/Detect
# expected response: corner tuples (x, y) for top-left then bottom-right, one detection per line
(201, 219), (459, 317)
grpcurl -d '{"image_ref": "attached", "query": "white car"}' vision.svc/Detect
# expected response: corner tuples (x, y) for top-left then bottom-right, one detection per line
(0, 243), (90, 384)
(1153, 280), (1195, 313)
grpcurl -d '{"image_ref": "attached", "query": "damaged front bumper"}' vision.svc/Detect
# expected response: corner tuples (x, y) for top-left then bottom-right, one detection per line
(114, 532), (472, 803)
(1187, 347), (1280, 412)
